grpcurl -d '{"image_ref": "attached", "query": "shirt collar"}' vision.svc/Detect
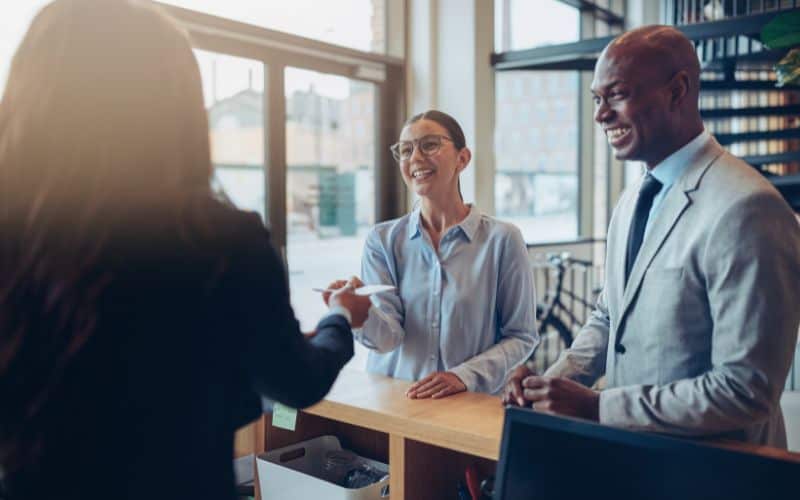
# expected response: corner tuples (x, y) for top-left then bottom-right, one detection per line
(647, 129), (710, 189)
(407, 204), (480, 242)
(457, 205), (481, 242)
(408, 207), (422, 240)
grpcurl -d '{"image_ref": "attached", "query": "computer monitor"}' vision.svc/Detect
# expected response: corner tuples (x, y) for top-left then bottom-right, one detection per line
(494, 407), (799, 500)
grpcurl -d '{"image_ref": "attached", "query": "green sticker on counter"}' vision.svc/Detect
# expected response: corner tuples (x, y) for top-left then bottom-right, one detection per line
(272, 403), (297, 431)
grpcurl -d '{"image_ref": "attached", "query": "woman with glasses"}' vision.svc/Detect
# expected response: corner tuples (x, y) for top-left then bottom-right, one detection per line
(327, 110), (538, 399)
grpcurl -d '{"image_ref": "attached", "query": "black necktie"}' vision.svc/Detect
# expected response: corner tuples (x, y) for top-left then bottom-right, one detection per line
(625, 174), (663, 286)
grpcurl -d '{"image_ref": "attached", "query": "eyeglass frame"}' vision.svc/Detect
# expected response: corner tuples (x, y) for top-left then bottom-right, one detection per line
(389, 134), (455, 162)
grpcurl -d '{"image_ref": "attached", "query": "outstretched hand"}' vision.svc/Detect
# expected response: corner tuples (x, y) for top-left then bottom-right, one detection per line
(324, 276), (371, 328)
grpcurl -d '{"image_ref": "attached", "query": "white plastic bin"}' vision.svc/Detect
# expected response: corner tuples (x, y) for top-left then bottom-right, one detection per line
(257, 435), (390, 500)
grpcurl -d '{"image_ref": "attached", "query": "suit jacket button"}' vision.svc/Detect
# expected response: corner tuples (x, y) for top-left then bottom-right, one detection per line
(615, 343), (626, 354)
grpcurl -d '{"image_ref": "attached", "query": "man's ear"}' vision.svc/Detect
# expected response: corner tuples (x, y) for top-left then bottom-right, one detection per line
(457, 147), (472, 173)
(669, 70), (690, 110)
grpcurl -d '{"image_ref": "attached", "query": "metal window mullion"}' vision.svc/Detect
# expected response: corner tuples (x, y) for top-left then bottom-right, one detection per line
(578, 7), (595, 239)
(265, 61), (288, 252)
(375, 64), (406, 223)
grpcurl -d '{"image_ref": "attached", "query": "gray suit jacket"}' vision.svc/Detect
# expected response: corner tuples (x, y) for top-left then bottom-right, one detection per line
(546, 136), (800, 447)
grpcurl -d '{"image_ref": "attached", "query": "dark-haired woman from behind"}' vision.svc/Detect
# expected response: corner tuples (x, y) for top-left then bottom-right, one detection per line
(0, 1), (370, 499)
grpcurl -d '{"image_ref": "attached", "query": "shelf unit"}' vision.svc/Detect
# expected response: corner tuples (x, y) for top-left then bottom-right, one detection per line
(492, 4), (800, 210)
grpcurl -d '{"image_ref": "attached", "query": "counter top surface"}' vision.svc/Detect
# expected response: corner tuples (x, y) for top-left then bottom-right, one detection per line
(304, 369), (800, 463)
(305, 369), (505, 459)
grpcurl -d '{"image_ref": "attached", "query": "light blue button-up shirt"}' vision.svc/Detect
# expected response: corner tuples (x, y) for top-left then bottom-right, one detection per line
(355, 205), (538, 394)
(643, 129), (710, 238)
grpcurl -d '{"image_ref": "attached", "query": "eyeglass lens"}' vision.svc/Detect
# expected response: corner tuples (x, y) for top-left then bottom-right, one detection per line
(392, 135), (443, 161)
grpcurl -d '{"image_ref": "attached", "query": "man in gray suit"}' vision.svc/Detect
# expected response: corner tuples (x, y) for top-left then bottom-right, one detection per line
(503, 25), (800, 447)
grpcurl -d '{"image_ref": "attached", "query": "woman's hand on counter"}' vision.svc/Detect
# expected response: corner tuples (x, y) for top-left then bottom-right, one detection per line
(406, 371), (466, 399)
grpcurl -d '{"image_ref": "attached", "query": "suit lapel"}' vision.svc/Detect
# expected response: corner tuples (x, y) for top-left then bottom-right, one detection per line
(612, 178), (640, 317)
(618, 186), (691, 322)
(616, 138), (725, 339)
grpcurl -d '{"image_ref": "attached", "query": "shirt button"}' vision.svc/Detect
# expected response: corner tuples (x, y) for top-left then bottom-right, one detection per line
(430, 355), (436, 360)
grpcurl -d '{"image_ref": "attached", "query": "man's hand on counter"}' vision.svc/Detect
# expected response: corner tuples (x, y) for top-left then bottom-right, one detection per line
(406, 371), (466, 399)
(521, 375), (600, 422)
(503, 365), (600, 422)
(502, 364), (533, 407)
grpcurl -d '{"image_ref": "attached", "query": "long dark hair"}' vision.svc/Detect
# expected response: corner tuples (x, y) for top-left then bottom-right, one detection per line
(0, 0), (212, 473)
(404, 110), (467, 200)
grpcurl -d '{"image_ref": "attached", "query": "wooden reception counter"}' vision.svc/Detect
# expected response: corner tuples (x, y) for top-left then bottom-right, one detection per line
(237, 369), (800, 500)
(254, 369), (502, 499)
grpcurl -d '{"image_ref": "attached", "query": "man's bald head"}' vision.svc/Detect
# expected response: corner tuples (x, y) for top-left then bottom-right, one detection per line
(602, 25), (701, 98)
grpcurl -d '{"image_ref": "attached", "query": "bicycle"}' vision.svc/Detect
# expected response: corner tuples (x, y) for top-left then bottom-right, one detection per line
(531, 252), (600, 372)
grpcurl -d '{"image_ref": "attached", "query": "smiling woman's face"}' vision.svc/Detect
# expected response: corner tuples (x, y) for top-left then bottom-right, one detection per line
(397, 119), (464, 199)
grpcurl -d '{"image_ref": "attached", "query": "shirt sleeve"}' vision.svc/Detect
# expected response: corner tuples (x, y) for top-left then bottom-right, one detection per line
(225, 213), (354, 410)
(449, 227), (539, 393)
(322, 305), (352, 326)
(544, 284), (611, 387)
(355, 228), (407, 353)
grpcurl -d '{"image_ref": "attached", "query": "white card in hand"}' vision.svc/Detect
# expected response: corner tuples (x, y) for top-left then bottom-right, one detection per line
(312, 284), (396, 296)
(353, 284), (396, 296)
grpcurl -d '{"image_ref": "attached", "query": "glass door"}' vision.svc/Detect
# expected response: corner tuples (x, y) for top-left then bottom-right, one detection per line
(285, 67), (377, 369)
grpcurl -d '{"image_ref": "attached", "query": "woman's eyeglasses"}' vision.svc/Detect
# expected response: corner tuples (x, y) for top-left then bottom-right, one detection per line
(390, 134), (454, 162)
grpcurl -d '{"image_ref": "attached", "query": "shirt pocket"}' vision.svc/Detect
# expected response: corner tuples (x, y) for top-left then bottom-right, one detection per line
(638, 267), (686, 313)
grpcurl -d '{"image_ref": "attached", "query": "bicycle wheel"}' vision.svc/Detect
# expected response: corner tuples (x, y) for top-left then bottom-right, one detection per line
(548, 314), (573, 347)
(537, 306), (573, 348)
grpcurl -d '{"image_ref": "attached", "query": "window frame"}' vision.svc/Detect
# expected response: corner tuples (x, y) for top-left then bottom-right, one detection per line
(491, 0), (627, 244)
(158, 2), (406, 252)
(491, 2), (583, 244)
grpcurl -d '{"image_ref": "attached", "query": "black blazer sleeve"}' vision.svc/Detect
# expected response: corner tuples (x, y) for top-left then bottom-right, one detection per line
(222, 213), (354, 410)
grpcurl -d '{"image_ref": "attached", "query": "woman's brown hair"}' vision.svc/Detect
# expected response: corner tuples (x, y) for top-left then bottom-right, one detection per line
(0, 0), (212, 472)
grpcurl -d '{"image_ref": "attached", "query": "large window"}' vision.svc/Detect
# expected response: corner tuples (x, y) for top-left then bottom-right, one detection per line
(196, 51), (267, 220)
(0, 0), (51, 97)
(159, 0), (386, 53)
(494, 0), (580, 52)
(284, 68), (376, 369)
(493, 1), (582, 243)
(494, 71), (580, 243)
